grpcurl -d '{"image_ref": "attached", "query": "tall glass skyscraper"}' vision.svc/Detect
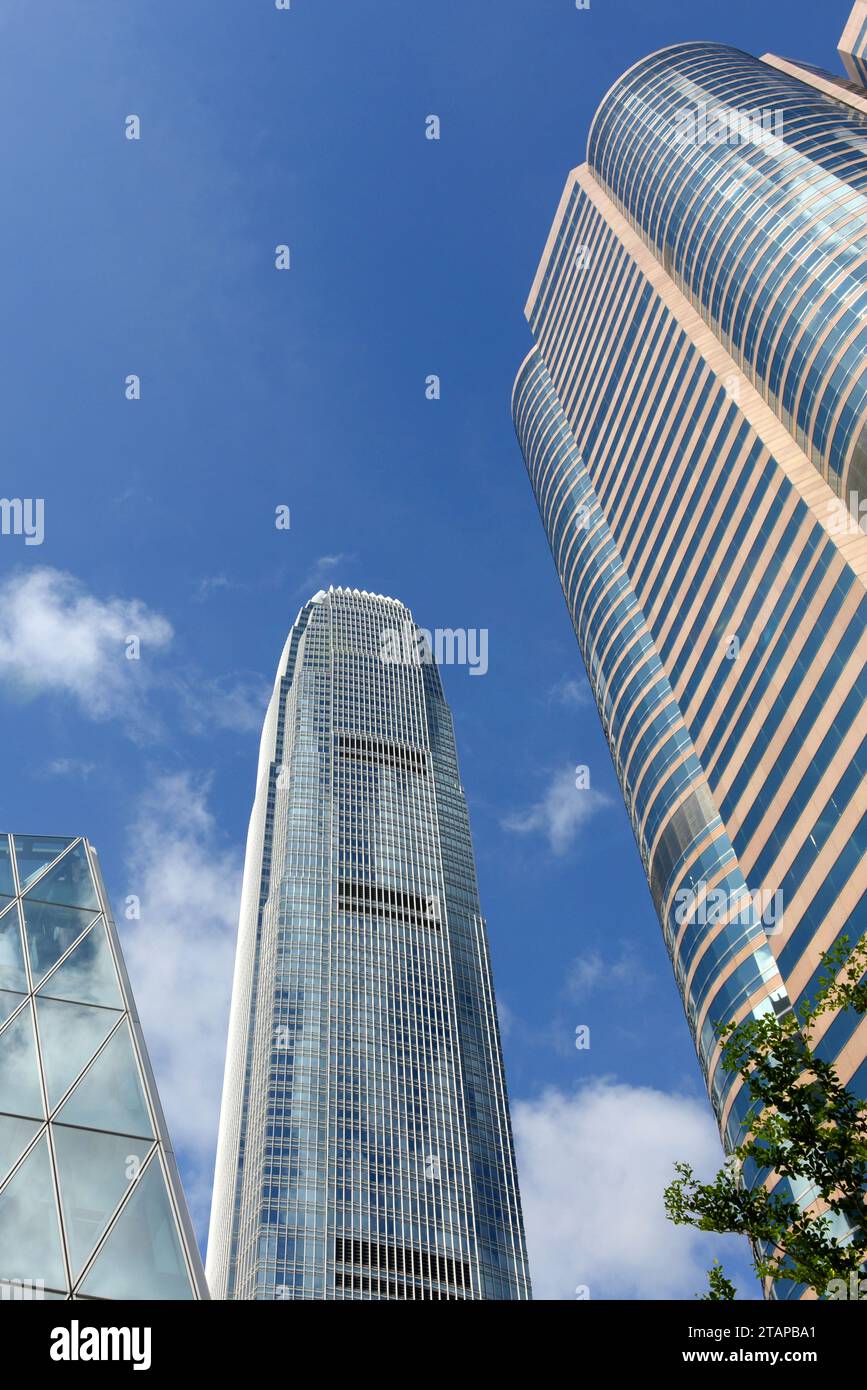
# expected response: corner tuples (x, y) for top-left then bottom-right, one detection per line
(207, 587), (530, 1300)
(512, 7), (867, 1293)
(0, 833), (207, 1300)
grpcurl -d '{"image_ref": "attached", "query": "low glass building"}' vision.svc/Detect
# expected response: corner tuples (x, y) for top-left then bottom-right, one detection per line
(0, 833), (207, 1300)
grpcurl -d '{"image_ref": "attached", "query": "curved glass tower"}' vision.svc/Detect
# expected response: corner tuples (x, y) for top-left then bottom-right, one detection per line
(587, 40), (867, 501)
(207, 588), (530, 1300)
(513, 7), (867, 1297)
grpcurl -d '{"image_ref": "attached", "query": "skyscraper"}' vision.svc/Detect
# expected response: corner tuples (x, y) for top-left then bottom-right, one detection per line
(207, 588), (530, 1300)
(841, 1), (867, 86)
(0, 833), (207, 1300)
(512, 6), (867, 1289)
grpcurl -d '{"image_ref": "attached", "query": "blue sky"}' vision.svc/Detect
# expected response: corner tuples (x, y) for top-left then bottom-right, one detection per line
(0, 0), (849, 1299)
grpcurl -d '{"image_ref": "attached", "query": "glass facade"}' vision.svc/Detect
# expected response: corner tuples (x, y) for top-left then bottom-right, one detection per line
(207, 588), (530, 1300)
(840, 1), (867, 87)
(514, 14), (867, 1298)
(587, 41), (867, 501)
(0, 833), (207, 1300)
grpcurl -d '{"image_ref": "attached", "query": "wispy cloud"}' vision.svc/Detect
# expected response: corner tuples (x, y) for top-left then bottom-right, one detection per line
(294, 552), (355, 597)
(192, 574), (235, 603)
(502, 766), (610, 854)
(548, 674), (590, 709)
(119, 772), (242, 1237)
(35, 757), (97, 780)
(174, 673), (270, 735)
(513, 1080), (753, 1300)
(564, 947), (652, 1003)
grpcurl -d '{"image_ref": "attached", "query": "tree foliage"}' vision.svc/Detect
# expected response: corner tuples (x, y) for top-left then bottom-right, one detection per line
(665, 936), (867, 1298)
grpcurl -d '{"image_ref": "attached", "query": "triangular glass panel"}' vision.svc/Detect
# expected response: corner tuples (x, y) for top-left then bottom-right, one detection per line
(56, 1022), (153, 1140)
(0, 1114), (42, 1187)
(0, 837), (14, 897)
(24, 842), (99, 912)
(0, 904), (27, 994)
(0, 990), (26, 1028)
(13, 835), (75, 893)
(22, 900), (100, 985)
(35, 998), (120, 1112)
(37, 922), (122, 1009)
(0, 1132), (67, 1291)
(0, 1003), (44, 1120)
(77, 1156), (193, 1300)
(54, 1124), (155, 1282)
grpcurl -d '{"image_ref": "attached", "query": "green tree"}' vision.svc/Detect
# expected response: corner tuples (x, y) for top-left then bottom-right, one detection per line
(665, 935), (867, 1299)
(701, 1260), (738, 1301)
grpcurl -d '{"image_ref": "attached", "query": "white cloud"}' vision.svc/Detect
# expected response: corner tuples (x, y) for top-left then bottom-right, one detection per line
(513, 1080), (752, 1300)
(565, 948), (651, 1002)
(502, 766), (610, 854)
(193, 574), (234, 603)
(295, 553), (355, 597)
(176, 674), (270, 735)
(496, 996), (516, 1039)
(37, 757), (97, 780)
(119, 772), (242, 1234)
(0, 567), (172, 719)
(0, 566), (267, 741)
(548, 675), (590, 709)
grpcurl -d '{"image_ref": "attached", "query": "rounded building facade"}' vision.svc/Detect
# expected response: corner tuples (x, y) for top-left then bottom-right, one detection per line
(588, 41), (867, 502)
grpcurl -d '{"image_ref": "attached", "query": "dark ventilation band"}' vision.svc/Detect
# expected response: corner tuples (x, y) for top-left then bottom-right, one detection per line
(338, 880), (441, 931)
(334, 1236), (470, 1293)
(337, 733), (428, 775)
